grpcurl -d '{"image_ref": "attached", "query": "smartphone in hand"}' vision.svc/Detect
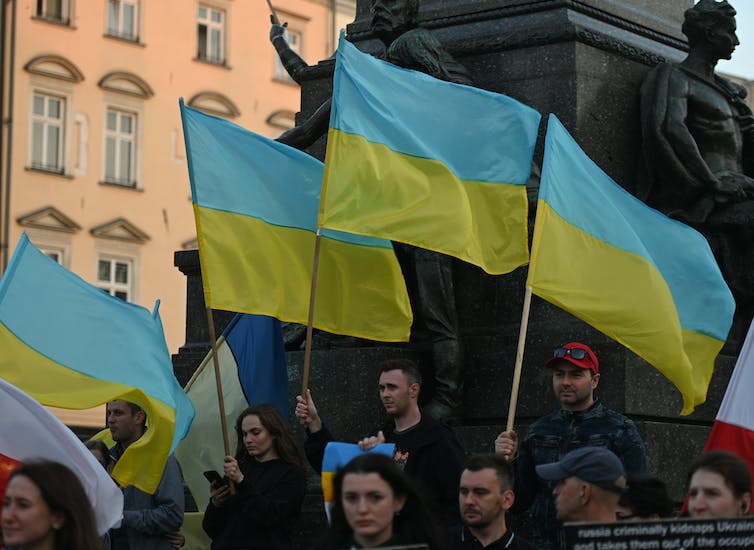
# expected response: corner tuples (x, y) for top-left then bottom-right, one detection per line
(203, 470), (228, 486)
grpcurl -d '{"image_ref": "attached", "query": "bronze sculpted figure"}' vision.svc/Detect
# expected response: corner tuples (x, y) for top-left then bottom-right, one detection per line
(271, 0), (470, 420)
(639, 0), (754, 341)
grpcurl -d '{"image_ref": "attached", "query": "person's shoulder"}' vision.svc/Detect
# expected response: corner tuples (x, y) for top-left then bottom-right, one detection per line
(165, 453), (180, 466)
(252, 457), (296, 471)
(273, 457), (305, 475)
(418, 413), (457, 438)
(398, 414), (460, 450)
(594, 403), (640, 430)
(162, 454), (183, 476)
(597, 403), (633, 421)
(510, 532), (537, 550)
(525, 409), (562, 431)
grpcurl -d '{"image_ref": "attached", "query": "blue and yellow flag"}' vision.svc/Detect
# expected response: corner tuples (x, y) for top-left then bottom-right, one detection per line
(321, 442), (395, 520)
(0, 234), (195, 493)
(180, 102), (412, 342)
(177, 313), (287, 508)
(320, 36), (540, 275)
(528, 115), (735, 415)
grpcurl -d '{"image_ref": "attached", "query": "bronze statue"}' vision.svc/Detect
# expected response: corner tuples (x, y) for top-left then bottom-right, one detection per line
(270, 19), (309, 85)
(271, 0), (470, 420)
(639, 0), (754, 343)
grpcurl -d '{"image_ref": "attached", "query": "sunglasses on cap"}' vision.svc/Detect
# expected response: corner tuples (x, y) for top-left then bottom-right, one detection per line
(553, 347), (588, 360)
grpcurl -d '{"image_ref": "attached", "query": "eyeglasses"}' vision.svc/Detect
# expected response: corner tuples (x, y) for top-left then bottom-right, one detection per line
(553, 347), (588, 360)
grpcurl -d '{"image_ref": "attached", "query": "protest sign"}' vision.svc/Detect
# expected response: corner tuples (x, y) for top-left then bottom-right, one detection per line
(565, 517), (754, 549)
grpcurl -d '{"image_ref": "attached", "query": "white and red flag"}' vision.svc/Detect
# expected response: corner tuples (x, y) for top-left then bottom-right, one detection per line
(0, 377), (123, 534)
(704, 320), (754, 483)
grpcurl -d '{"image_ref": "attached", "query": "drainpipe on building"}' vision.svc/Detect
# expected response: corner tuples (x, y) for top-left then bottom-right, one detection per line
(0, 1), (6, 273)
(330, 0), (336, 55)
(1, 0), (14, 271)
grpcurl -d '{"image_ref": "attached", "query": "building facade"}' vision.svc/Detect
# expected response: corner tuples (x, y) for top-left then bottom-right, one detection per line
(0, 0), (354, 427)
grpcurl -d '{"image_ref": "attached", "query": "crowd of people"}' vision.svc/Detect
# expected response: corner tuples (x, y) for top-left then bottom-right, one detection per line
(1, 343), (753, 550)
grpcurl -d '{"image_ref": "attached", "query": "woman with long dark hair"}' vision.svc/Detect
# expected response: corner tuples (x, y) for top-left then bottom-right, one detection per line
(326, 453), (443, 549)
(1, 460), (101, 550)
(202, 404), (306, 549)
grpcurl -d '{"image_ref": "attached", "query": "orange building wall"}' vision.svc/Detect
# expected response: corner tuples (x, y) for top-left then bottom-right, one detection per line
(2, 0), (354, 427)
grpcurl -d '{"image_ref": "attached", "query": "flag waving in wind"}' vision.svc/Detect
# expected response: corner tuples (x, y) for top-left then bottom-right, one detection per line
(320, 35), (540, 275)
(180, 101), (412, 342)
(0, 377), (123, 534)
(0, 234), (195, 493)
(177, 313), (288, 508)
(528, 115), (735, 415)
(703, 318), (754, 481)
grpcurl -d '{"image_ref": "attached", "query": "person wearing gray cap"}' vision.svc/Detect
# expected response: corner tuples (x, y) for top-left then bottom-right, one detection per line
(536, 446), (627, 524)
(493, 342), (647, 550)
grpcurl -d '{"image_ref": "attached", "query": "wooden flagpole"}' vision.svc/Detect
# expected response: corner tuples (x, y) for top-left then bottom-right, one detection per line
(204, 306), (237, 493)
(301, 229), (323, 398)
(205, 306), (232, 458)
(506, 286), (533, 432)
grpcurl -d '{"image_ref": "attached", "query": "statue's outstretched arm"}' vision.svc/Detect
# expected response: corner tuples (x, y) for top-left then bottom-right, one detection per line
(270, 16), (309, 85)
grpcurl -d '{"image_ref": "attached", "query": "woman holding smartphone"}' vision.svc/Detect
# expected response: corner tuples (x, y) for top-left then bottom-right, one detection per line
(202, 404), (306, 550)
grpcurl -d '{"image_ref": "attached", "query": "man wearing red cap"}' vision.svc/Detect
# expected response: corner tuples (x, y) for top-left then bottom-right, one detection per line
(494, 342), (647, 550)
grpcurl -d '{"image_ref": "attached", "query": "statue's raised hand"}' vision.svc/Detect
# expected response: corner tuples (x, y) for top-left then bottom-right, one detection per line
(270, 15), (288, 42)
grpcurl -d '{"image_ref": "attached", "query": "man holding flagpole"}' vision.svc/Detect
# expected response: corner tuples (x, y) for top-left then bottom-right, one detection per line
(107, 400), (185, 550)
(296, 359), (465, 530)
(494, 342), (647, 550)
(274, 0), (481, 420)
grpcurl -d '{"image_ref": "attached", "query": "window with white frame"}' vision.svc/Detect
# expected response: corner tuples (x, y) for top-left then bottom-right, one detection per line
(104, 108), (137, 187)
(40, 247), (64, 264)
(197, 5), (225, 64)
(97, 257), (132, 301)
(36, 0), (70, 23)
(107, 0), (139, 40)
(31, 93), (65, 173)
(274, 28), (303, 82)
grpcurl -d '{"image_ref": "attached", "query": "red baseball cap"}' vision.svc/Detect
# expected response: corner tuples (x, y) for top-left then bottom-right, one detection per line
(544, 342), (599, 374)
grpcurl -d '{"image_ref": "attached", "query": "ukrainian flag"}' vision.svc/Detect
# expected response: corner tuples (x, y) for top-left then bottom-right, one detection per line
(528, 115), (735, 415)
(321, 442), (395, 520)
(180, 102), (412, 342)
(0, 234), (195, 493)
(320, 36), (540, 275)
(177, 313), (287, 509)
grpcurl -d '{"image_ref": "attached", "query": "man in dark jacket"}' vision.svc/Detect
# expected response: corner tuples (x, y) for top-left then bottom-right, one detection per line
(107, 399), (184, 550)
(296, 358), (465, 528)
(494, 342), (647, 549)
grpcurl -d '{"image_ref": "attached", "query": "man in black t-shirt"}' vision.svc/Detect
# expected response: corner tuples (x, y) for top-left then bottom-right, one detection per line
(296, 358), (465, 528)
(456, 455), (535, 549)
